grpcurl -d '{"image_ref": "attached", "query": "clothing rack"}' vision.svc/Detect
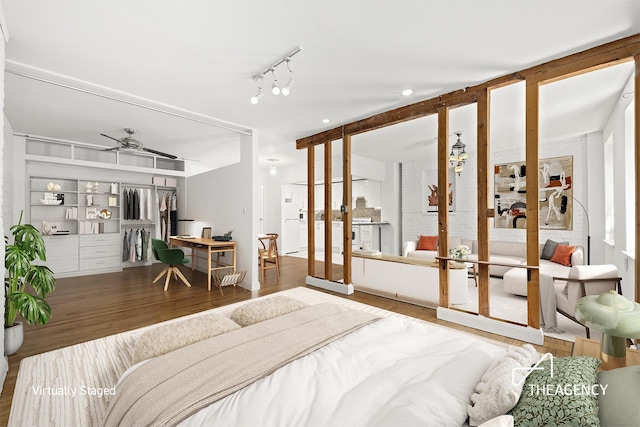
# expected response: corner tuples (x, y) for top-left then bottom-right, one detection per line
(123, 227), (153, 264)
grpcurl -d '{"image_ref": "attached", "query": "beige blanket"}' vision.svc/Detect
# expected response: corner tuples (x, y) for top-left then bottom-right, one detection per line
(103, 302), (379, 427)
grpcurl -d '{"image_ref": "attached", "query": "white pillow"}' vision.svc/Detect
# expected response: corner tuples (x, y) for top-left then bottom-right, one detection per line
(467, 344), (540, 426)
(479, 415), (514, 427)
(230, 295), (308, 327)
(133, 313), (240, 364)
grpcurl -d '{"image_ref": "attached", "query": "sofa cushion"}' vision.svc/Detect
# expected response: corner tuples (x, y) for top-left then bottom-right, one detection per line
(550, 244), (576, 266)
(540, 239), (568, 260)
(416, 235), (438, 250)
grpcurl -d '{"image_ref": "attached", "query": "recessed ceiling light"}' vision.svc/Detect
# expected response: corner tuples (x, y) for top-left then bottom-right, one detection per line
(401, 88), (414, 96)
(322, 118), (330, 124)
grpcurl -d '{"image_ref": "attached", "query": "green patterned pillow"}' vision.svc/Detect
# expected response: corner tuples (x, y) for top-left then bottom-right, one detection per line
(508, 356), (601, 427)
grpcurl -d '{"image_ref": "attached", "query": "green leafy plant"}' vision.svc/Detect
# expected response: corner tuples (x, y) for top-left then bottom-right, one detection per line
(4, 211), (56, 327)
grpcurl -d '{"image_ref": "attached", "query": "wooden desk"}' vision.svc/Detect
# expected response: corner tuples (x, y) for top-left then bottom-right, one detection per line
(572, 336), (640, 369)
(169, 237), (237, 292)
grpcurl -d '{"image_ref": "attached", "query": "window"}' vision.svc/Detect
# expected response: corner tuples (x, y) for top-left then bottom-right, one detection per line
(604, 134), (614, 243)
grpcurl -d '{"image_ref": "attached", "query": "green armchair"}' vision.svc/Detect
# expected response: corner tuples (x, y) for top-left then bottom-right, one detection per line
(151, 238), (192, 291)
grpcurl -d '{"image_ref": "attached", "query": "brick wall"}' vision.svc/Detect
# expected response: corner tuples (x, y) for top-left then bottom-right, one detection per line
(402, 135), (588, 249)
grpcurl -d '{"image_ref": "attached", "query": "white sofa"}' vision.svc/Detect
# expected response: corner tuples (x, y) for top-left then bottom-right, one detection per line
(402, 236), (584, 296)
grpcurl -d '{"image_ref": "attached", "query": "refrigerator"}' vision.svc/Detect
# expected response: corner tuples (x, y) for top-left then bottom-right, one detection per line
(282, 201), (300, 254)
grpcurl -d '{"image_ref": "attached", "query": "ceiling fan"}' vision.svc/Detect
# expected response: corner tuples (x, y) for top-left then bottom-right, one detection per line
(100, 128), (178, 159)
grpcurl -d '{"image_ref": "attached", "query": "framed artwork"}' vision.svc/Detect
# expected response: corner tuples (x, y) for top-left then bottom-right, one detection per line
(86, 207), (98, 220)
(422, 169), (455, 214)
(494, 155), (573, 229)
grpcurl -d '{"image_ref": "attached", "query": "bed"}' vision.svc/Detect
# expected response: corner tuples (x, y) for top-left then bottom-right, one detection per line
(10, 287), (637, 427)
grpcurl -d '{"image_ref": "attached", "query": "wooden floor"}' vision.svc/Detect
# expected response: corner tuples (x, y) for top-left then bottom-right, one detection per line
(0, 256), (572, 425)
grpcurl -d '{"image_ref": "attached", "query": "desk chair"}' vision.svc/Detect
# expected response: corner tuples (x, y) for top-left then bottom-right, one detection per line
(258, 233), (280, 283)
(152, 238), (192, 291)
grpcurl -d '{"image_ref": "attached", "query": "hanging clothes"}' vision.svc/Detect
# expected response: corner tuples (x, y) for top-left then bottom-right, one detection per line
(165, 192), (172, 241)
(146, 188), (152, 221)
(128, 229), (137, 262)
(170, 192), (178, 237)
(139, 188), (146, 221)
(123, 189), (129, 220)
(122, 230), (129, 262)
(136, 229), (142, 260)
(141, 229), (149, 261)
(154, 188), (161, 239)
(159, 193), (167, 242)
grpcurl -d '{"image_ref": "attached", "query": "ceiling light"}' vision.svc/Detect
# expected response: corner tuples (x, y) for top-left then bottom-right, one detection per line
(250, 46), (302, 103)
(401, 88), (414, 96)
(270, 68), (280, 96)
(322, 118), (330, 124)
(250, 75), (264, 105)
(449, 131), (467, 176)
(268, 158), (278, 175)
(281, 58), (295, 96)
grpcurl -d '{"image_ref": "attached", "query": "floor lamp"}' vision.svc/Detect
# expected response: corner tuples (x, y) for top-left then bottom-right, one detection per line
(573, 197), (590, 265)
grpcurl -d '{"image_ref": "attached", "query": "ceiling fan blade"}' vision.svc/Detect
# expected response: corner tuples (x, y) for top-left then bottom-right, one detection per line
(101, 146), (120, 152)
(142, 147), (178, 159)
(100, 133), (121, 143)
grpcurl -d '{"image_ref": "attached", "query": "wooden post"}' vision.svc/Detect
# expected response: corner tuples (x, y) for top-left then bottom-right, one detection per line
(525, 80), (541, 329)
(343, 133), (353, 284)
(324, 141), (332, 279)
(477, 88), (491, 317)
(438, 108), (450, 308)
(307, 146), (315, 277)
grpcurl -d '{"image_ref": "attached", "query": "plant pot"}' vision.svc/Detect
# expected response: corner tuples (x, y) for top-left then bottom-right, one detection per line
(4, 322), (24, 356)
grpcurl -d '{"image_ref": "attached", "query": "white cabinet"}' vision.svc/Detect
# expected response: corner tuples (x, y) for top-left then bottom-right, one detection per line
(79, 234), (122, 272)
(38, 235), (79, 275)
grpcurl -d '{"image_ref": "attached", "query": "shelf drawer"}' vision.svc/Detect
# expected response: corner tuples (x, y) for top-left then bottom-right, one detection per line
(79, 244), (121, 259)
(79, 256), (121, 271)
(79, 233), (121, 247)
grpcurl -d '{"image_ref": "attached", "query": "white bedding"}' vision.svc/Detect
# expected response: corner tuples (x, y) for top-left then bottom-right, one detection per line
(179, 316), (506, 427)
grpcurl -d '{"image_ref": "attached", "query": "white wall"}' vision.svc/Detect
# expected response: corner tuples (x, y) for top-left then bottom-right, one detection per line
(187, 132), (259, 290)
(0, 16), (8, 390)
(401, 135), (590, 254)
(602, 72), (635, 298)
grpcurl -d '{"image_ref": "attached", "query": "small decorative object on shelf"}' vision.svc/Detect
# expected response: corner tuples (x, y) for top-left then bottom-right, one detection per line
(85, 182), (94, 193)
(449, 244), (470, 260)
(98, 209), (112, 219)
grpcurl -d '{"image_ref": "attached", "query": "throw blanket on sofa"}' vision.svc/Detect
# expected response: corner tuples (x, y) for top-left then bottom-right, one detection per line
(103, 303), (378, 427)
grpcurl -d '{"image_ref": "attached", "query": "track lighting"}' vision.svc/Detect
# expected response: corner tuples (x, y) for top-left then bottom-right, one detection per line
(270, 68), (280, 96)
(281, 58), (295, 96)
(250, 46), (302, 104)
(250, 75), (264, 104)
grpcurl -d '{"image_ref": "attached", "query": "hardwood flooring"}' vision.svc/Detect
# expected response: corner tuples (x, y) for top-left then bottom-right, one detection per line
(0, 256), (572, 426)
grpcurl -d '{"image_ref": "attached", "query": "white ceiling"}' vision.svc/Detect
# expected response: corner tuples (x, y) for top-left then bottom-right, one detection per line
(2, 1), (639, 175)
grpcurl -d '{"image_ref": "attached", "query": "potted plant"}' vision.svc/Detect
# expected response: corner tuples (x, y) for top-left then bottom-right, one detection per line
(4, 211), (56, 355)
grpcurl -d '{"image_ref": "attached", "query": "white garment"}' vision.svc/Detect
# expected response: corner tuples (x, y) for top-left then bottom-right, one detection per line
(146, 188), (152, 220)
(139, 189), (145, 222)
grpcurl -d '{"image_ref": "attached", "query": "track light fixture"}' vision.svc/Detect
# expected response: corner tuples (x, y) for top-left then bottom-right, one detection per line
(281, 58), (295, 96)
(449, 132), (468, 176)
(270, 68), (280, 96)
(250, 46), (302, 104)
(250, 75), (264, 105)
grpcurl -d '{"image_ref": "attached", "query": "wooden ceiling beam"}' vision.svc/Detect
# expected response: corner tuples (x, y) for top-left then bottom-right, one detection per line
(295, 33), (639, 148)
